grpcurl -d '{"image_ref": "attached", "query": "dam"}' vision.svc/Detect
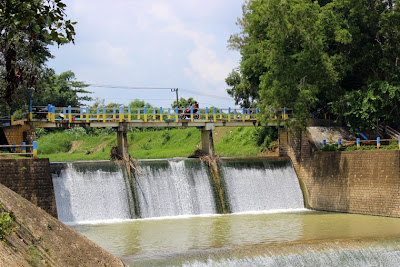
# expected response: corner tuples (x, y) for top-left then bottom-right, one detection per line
(50, 158), (400, 266)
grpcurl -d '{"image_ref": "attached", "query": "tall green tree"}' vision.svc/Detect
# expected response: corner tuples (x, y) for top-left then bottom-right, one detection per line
(228, 0), (400, 129)
(33, 70), (91, 107)
(0, 0), (76, 107)
(129, 99), (153, 109)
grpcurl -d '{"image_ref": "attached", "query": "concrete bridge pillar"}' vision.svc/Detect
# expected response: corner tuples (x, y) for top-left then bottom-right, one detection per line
(117, 123), (129, 161)
(201, 123), (215, 156)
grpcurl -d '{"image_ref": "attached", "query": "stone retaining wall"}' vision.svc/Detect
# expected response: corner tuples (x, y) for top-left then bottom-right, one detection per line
(0, 158), (57, 217)
(288, 130), (400, 217)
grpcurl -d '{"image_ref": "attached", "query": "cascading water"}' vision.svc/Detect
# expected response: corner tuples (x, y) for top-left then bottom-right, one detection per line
(220, 160), (304, 213)
(52, 162), (133, 223)
(52, 158), (305, 223)
(135, 160), (216, 218)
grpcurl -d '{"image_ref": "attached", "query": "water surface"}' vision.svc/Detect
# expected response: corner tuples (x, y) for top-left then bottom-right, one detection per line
(72, 211), (400, 265)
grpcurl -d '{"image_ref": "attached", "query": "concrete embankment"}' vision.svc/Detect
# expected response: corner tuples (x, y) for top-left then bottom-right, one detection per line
(0, 183), (125, 266)
(287, 128), (400, 218)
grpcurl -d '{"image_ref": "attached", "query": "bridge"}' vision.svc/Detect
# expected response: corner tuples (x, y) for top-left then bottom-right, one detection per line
(1, 105), (292, 160)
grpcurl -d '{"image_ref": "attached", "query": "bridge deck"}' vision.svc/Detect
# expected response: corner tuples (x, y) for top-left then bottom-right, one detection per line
(25, 119), (280, 128)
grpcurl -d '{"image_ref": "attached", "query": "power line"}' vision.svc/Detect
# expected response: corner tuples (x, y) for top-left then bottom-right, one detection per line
(88, 84), (174, 90)
(87, 84), (231, 100)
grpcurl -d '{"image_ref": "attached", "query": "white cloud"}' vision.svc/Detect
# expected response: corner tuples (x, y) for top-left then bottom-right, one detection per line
(50, 0), (243, 107)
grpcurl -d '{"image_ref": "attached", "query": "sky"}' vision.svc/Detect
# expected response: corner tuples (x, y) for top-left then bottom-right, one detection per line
(48, 0), (244, 109)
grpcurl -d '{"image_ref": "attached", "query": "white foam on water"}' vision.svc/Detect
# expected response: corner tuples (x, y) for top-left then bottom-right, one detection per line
(222, 162), (304, 213)
(137, 160), (216, 218)
(52, 163), (133, 223)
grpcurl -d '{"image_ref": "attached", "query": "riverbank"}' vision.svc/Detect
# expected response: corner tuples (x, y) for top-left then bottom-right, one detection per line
(0, 183), (124, 266)
(36, 126), (277, 161)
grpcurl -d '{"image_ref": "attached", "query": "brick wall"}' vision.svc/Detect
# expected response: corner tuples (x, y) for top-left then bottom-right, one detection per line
(288, 129), (400, 217)
(0, 158), (57, 217)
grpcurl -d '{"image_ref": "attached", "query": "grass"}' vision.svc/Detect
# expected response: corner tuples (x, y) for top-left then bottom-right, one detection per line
(37, 127), (275, 161)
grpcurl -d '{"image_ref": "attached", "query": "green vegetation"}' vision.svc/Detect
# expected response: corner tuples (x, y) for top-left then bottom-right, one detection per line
(320, 141), (399, 151)
(37, 127), (278, 161)
(0, 203), (15, 241)
(27, 245), (42, 267)
(0, 0), (76, 110)
(227, 0), (400, 130)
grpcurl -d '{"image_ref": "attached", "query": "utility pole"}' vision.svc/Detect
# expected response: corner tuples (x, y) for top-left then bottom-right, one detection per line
(171, 88), (179, 107)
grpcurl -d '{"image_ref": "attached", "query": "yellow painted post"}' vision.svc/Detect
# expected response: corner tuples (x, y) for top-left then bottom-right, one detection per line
(152, 108), (156, 121)
(128, 107), (131, 122)
(119, 106), (124, 122)
(205, 107), (209, 122)
(168, 108), (171, 120)
(137, 108), (141, 120)
(242, 107), (245, 122)
(219, 110), (222, 120)
(144, 106), (148, 122)
(86, 107), (89, 123)
(190, 106), (194, 122)
(29, 112), (33, 121)
(377, 137), (381, 150)
(32, 141), (37, 158)
(51, 106), (55, 122)
(102, 106), (106, 122)
(80, 108), (83, 121)
(96, 108), (100, 121)
(68, 106), (72, 122)
(228, 108), (231, 122)
(213, 107), (217, 122)
(10, 115), (14, 126)
(175, 107), (179, 122)
(113, 108), (116, 120)
(357, 138), (360, 150)
(160, 107), (163, 122)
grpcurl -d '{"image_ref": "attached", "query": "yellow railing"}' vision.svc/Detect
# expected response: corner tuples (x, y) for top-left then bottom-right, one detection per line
(27, 105), (293, 124)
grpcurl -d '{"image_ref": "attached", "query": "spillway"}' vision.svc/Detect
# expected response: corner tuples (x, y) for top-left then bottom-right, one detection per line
(51, 158), (305, 223)
(220, 160), (304, 213)
(135, 160), (216, 218)
(52, 162), (133, 223)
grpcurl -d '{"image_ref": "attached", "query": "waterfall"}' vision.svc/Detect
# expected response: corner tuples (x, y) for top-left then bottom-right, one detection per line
(136, 160), (216, 218)
(52, 158), (305, 222)
(52, 162), (133, 223)
(220, 160), (304, 213)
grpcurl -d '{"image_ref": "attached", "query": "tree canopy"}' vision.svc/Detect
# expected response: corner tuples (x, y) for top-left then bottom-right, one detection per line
(34, 70), (91, 107)
(228, 0), (400, 130)
(0, 0), (76, 107)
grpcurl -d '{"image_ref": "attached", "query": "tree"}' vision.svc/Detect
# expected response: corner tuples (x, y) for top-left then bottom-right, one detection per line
(226, 69), (258, 108)
(0, 0), (76, 107)
(128, 99), (153, 109)
(227, 0), (400, 129)
(171, 97), (197, 108)
(33, 70), (91, 107)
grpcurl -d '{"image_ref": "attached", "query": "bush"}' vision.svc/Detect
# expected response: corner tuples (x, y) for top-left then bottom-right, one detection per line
(0, 203), (15, 240)
(161, 131), (170, 145)
(65, 127), (87, 136)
